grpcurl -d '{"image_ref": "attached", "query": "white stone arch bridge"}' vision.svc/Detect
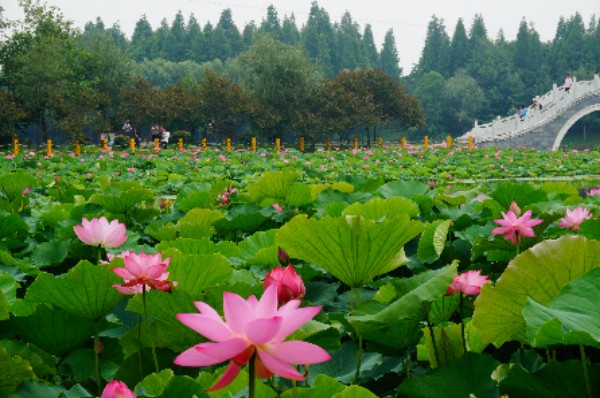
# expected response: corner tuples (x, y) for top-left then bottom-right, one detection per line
(457, 75), (600, 149)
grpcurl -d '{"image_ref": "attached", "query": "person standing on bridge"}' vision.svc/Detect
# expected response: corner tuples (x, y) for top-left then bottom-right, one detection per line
(564, 73), (573, 93)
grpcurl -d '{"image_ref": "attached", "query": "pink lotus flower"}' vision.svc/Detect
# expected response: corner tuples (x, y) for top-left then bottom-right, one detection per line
(101, 380), (135, 398)
(272, 203), (283, 213)
(558, 207), (592, 232)
(73, 217), (127, 248)
(587, 186), (600, 196)
(174, 285), (331, 390)
(22, 187), (31, 195)
(112, 252), (173, 294)
(491, 202), (543, 244)
(446, 270), (490, 295)
(264, 265), (306, 305)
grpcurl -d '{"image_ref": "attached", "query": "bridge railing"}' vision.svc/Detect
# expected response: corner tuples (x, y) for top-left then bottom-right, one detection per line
(461, 74), (600, 143)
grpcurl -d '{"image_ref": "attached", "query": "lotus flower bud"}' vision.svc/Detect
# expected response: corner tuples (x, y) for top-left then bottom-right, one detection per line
(263, 265), (305, 305)
(277, 247), (290, 266)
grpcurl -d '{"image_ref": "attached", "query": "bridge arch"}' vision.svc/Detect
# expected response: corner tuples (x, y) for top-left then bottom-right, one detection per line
(552, 103), (600, 150)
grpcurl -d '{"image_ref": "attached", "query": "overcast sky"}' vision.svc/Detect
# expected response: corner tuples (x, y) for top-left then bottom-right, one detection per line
(2, 0), (598, 74)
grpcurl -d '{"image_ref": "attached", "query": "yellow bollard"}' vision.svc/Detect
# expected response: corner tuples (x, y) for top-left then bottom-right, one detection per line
(299, 137), (305, 153)
(326, 137), (332, 151)
(129, 137), (135, 152)
(353, 136), (358, 149)
(446, 135), (452, 148)
(178, 138), (183, 152)
(202, 137), (207, 150)
(101, 139), (107, 150)
(468, 136), (473, 149)
(75, 140), (81, 156)
(424, 135), (429, 149)
(275, 138), (280, 151)
(13, 138), (19, 155)
(226, 137), (231, 152)
(377, 136), (382, 147)
(46, 140), (53, 156)
(154, 138), (159, 151)
(401, 136), (406, 149)
(251, 137), (256, 152)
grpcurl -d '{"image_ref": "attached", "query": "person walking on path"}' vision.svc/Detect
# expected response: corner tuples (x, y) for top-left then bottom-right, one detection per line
(564, 73), (573, 93)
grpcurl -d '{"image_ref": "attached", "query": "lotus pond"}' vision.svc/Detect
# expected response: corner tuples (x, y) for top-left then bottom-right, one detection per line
(1, 143), (600, 398)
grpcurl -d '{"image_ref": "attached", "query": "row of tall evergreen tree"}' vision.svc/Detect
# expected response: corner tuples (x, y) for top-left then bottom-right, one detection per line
(81, 3), (402, 81)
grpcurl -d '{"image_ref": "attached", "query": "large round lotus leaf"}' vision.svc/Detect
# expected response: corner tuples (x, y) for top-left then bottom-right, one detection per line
(472, 235), (600, 347)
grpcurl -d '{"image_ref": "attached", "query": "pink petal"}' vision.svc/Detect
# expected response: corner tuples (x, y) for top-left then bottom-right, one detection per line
(113, 268), (134, 281)
(176, 313), (232, 342)
(173, 338), (248, 367)
(206, 361), (242, 391)
(264, 341), (331, 364)
(245, 317), (282, 345)
(257, 349), (305, 380)
(145, 263), (168, 279)
(255, 284), (279, 318)
(274, 306), (322, 341)
(223, 292), (254, 335)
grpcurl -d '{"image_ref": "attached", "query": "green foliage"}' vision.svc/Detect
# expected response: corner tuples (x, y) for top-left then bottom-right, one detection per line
(473, 235), (600, 347)
(277, 214), (424, 287)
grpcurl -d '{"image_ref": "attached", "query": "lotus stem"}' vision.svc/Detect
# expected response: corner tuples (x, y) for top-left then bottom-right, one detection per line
(580, 345), (592, 398)
(249, 352), (256, 398)
(427, 321), (440, 367)
(94, 319), (102, 395)
(460, 292), (467, 352)
(353, 287), (363, 384)
(142, 288), (160, 373)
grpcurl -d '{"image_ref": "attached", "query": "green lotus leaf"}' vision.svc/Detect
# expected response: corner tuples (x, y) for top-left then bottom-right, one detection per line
(500, 360), (600, 398)
(214, 204), (267, 233)
(377, 180), (429, 199)
(247, 170), (301, 203)
(280, 374), (345, 397)
(421, 323), (464, 368)
(168, 253), (232, 295)
(523, 267), (600, 348)
(343, 197), (420, 220)
(197, 367), (276, 398)
(396, 353), (499, 398)
(0, 340), (56, 379)
(578, 219), (600, 240)
(31, 240), (69, 267)
(489, 181), (548, 209)
(177, 208), (224, 239)
(157, 237), (240, 258)
(417, 219), (452, 264)
(239, 229), (276, 259)
(276, 214), (424, 287)
(306, 342), (383, 385)
(472, 235), (600, 347)
(25, 260), (124, 320)
(285, 182), (314, 207)
(0, 347), (35, 397)
(0, 172), (36, 201)
(347, 264), (457, 348)
(125, 289), (204, 352)
(11, 305), (96, 356)
(89, 187), (154, 214)
(0, 213), (28, 240)
(332, 385), (379, 398)
(136, 369), (174, 397)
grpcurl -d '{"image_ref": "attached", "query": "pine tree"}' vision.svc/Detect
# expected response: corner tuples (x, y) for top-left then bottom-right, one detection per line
(166, 11), (187, 62)
(259, 5), (281, 39)
(416, 16), (450, 75)
(213, 9), (243, 61)
(449, 18), (469, 75)
(379, 29), (402, 80)
(186, 14), (203, 62)
(131, 15), (153, 61)
(362, 24), (379, 68)
(152, 18), (170, 59)
(281, 14), (300, 45)
(334, 12), (366, 71)
(301, 1), (336, 77)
